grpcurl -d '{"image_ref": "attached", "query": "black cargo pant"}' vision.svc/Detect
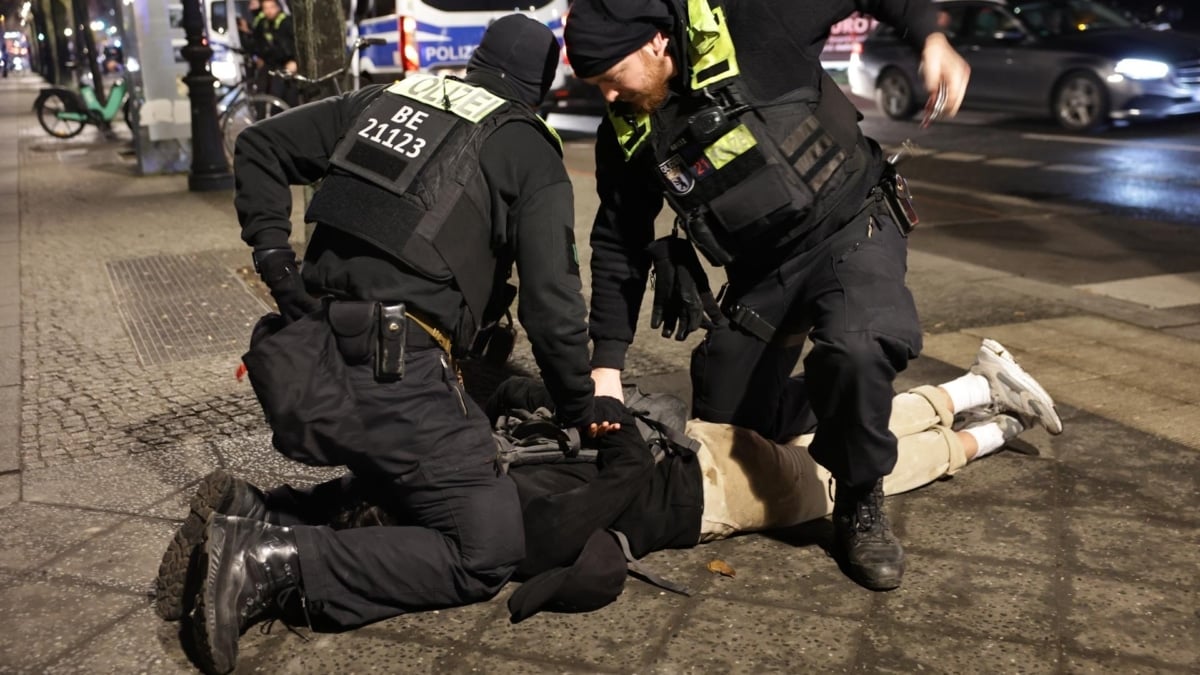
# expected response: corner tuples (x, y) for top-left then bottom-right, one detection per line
(260, 345), (525, 629)
(691, 195), (923, 487)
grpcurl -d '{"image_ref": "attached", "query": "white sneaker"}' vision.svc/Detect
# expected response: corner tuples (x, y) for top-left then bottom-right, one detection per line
(963, 413), (1025, 443)
(970, 339), (1064, 435)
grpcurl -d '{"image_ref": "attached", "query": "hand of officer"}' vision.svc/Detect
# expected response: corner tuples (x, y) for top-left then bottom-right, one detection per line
(647, 236), (723, 341)
(254, 248), (320, 322)
(919, 32), (970, 121)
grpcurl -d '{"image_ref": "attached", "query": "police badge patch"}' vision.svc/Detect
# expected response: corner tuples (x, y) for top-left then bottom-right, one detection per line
(658, 155), (695, 195)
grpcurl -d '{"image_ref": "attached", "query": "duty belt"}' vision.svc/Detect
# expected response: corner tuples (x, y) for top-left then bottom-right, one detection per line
(404, 310), (453, 355)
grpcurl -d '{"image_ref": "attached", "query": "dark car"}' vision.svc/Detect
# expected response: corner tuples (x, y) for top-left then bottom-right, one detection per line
(848, 0), (1200, 131)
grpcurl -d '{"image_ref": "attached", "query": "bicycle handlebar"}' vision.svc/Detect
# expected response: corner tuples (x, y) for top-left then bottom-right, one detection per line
(265, 37), (385, 86)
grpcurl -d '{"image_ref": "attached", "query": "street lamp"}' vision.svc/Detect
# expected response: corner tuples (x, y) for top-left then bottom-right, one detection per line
(180, 0), (233, 191)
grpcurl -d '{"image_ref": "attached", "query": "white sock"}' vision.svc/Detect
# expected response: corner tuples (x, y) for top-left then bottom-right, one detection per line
(939, 373), (991, 413)
(965, 422), (1006, 458)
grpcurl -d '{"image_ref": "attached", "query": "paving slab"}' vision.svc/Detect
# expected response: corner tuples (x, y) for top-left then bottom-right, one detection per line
(48, 517), (178, 593)
(43, 608), (195, 675)
(0, 474), (17, 508)
(1078, 272), (1200, 309)
(0, 386), (16, 474)
(0, 579), (141, 672)
(654, 598), (863, 671)
(21, 450), (220, 513)
(0, 325), (17, 387)
(237, 631), (452, 674)
(0, 503), (126, 573)
(1066, 574), (1196, 669)
(864, 626), (1061, 674)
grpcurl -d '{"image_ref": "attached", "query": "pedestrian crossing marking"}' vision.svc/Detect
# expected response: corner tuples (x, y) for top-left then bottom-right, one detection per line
(1044, 164), (1103, 175)
(1076, 272), (1200, 309)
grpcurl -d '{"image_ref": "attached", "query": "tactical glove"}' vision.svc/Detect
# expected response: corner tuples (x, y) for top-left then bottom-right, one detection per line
(253, 248), (320, 322)
(646, 236), (723, 341)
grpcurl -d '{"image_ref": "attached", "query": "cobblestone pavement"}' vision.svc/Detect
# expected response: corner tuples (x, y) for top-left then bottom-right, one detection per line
(0, 74), (1197, 674)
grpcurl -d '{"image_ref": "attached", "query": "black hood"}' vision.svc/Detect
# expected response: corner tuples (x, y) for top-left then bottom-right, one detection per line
(466, 13), (561, 107)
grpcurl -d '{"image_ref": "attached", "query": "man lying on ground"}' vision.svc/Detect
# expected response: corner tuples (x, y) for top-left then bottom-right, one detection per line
(155, 338), (1060, 638)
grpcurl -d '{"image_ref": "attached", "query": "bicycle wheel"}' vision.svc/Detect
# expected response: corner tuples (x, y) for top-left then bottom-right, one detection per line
(221, 94), (290, 159)
(36, 91), (87, 139)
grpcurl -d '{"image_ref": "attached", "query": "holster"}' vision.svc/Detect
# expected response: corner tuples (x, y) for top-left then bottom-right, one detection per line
(878, 167), (919, 236)
(376, 303), (407, 382)
(326, 300), (408, 382)
(718, 288), (777, 343)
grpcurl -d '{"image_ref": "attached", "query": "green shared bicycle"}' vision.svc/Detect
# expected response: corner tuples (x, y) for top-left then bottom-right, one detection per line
(33, 73), (134, 139)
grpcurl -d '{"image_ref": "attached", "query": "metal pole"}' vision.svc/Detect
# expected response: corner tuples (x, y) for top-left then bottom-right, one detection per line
(180, 0), (233, 191)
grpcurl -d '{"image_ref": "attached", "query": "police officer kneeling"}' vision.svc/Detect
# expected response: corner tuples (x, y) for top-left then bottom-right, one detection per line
(157, 15), (618, 674)
(563, 0), (971, 592)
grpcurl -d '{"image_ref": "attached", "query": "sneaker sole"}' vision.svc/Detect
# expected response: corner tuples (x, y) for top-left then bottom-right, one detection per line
(979, 341), (1064, 435)
(154, 470), (235, 621)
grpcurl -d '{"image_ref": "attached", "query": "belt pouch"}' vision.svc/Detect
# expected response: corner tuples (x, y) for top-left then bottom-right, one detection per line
(327, 301), (377, 365)
(377, 302), (407, 382)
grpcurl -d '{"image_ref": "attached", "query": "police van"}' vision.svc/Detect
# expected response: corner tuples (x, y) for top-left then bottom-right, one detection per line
(344, 0), (569, 87)
(203, 0), (257, 87)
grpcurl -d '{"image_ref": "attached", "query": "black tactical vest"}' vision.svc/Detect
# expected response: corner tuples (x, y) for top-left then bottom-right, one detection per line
(306, 75), (561, 346)
(609, 0), (865, 266)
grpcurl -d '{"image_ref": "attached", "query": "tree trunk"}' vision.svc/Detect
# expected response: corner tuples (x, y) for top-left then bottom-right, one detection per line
(290, 0), (348, 100)
(70, 0), (109, 105)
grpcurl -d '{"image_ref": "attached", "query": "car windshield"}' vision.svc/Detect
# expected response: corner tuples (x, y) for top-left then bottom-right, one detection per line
(1010, 0), (1135, 37)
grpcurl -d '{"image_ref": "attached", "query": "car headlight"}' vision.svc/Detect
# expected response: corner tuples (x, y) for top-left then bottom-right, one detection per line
(1114, 58), (1170, 80)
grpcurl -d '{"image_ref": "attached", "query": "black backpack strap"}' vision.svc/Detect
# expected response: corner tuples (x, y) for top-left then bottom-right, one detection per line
(609, 529), (692, 597)
(629, 409), (701, 459)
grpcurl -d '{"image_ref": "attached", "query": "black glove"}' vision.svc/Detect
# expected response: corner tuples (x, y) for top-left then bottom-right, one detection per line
(579, 395), (634, 447)
(646, 235), (723, 340)
(253, 248), (320, 322)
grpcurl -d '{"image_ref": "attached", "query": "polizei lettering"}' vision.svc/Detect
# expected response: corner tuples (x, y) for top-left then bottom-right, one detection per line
(387, 75), (506, 123)
(422, 44), (476, 64)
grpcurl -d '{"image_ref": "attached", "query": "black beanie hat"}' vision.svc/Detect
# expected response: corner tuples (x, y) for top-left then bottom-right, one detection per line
(564, 0), (674, 78)
(467, 14), (561, 106)
(507, 529), (628, 623)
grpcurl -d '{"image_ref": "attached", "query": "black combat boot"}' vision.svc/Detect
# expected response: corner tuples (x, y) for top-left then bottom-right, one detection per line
(832, 478), (905, 591)
(191, 515), (307, 675)
(155, 470), (271, 621)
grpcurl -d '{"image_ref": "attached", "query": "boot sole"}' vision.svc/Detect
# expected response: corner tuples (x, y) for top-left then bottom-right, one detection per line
(154, 470), (235, 621)
(192, 517), (236, 675)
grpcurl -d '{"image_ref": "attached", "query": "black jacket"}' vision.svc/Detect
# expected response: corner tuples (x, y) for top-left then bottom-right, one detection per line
(234, 77), (596, 427)
(587, 0), (940, 370)
(250, 11), (296, 69)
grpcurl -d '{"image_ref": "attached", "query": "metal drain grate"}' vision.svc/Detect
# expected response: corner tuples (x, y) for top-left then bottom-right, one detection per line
(107, 251), (271, 366)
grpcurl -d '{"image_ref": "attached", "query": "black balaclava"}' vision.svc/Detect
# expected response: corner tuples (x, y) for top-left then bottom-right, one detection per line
(466, 14), (561, 107)
(564, 0), (674, 79)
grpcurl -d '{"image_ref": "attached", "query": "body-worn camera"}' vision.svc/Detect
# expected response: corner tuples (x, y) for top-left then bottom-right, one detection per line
(687, 106), (732, 145)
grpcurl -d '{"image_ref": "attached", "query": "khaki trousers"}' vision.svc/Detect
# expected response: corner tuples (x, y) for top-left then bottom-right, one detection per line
(693, 385), (968, 542)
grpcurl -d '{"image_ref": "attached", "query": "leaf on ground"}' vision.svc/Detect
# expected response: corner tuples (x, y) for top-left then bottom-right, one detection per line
(706, 559), (736, 578)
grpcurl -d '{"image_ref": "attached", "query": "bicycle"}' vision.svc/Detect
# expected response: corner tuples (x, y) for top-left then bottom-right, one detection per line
(219, 46), (292, 159)
(222, 38), (385, 158)
(267, 37), (386, 101)
(33, 70), (134, 139)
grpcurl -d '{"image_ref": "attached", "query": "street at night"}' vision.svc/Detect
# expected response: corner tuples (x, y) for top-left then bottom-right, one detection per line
(0, 0), (1198, 672)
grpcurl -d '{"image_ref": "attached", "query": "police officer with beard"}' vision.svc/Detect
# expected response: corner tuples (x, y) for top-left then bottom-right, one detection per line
(154, 15), (621, 675)
(563, 0), (970, 592)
